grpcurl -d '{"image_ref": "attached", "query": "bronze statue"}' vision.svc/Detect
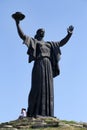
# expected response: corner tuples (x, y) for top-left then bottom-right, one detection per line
(12, 12), (74, 117)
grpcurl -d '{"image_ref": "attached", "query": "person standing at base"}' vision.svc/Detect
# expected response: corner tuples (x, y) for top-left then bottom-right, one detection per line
(12, 12), (74, 117)
(19, 108), (26, 119)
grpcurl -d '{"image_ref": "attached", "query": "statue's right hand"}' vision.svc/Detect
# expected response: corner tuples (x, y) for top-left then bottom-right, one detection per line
(15, 19), (20, 25)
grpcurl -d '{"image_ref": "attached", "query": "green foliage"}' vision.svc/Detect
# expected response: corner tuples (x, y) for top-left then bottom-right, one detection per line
(60, 120), (78, 124)
(0, 117), (87, 130)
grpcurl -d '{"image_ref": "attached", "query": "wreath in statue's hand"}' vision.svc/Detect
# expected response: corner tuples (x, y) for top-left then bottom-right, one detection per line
(12, 12), (25, 21)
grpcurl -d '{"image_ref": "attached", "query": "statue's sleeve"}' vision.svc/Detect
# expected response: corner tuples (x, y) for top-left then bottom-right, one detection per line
(24, 37), (37, 62)
(50, 42), (61, 77)
(51, 41), (61, 55)
(23, 35), (31, 47)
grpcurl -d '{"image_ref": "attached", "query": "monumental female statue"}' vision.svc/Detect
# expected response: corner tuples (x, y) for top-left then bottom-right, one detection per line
(12, 12), (74, 117)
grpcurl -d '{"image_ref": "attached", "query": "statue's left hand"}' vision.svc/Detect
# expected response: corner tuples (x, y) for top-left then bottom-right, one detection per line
(67, 25), (74, 33)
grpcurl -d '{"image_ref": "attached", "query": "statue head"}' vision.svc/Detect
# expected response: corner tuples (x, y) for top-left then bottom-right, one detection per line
(34, 28), (45, 40)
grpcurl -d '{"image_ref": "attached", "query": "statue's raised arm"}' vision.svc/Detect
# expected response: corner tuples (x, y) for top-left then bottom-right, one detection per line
(12, 12), (26, 41)
(59, 25), (74, 47)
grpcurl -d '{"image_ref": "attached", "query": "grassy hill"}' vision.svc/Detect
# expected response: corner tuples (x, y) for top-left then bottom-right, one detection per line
(0, 117), (87, 130)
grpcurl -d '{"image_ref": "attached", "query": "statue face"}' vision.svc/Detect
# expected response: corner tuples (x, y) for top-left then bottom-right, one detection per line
(37, 28), (45, 38)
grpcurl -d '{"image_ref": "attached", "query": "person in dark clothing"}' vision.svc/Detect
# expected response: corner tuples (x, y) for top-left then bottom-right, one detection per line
(13, 12), (74, 117)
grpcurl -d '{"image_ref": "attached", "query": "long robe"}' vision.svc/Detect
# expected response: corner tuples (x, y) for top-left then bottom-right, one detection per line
(23, 37), (61, 117)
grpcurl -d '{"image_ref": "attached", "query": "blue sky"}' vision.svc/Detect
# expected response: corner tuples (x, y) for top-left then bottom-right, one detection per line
(0, 0), (87, 123)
